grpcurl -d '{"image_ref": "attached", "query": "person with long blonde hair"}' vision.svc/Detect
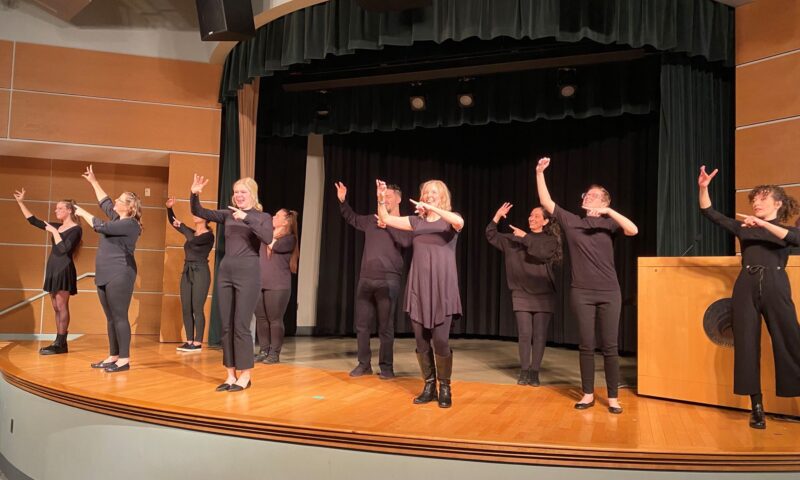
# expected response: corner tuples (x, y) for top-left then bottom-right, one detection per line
(190, 175), (273, 392)
(13, 189), (83, 355)
(254, 208), (299, 364)
(377, 179), (464, 408)
(73, 165), (142, 373)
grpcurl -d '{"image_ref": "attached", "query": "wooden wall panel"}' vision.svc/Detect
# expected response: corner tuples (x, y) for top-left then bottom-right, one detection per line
(134, 250), (165, 292)
(13, 43), (222, 108)
(736, 0), (800, 65)
(735, 186), (800, 227)
(0, 245), (46, 289)
(139, 209), (167, 250)
(0, 90), (9, 137)
(168, 153), (219, 202)
(49, 160), (117, 204)
(130, 293), (163, 334)
(0, 40), (11, 89)
(735, 120), (800, 188)
(114, 164), (169, 208)
(0, 157), (52, 200)
(10, 91), (221, 154)
(736, 52), (800, 126)
(0, 292), (42, 334)
(0, 200), (49, 245)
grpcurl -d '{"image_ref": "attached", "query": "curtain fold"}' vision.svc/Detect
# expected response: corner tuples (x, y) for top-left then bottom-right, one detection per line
(238, 78), (260, 178)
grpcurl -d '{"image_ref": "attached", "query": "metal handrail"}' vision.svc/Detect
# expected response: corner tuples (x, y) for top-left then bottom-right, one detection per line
(0, 272), (96, 317)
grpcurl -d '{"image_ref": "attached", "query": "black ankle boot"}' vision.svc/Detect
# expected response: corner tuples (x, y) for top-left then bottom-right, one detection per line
(528, 370), (540, 387)
(413, 350), (437, 404)
(435, 351), (453, 408)
(40, 334), (68, 355)
(749, 403), (766, 429)
(517, 369), (530, 385)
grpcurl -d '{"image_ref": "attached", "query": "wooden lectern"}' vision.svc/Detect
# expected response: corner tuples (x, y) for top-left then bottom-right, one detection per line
(638, 256), (800, 415)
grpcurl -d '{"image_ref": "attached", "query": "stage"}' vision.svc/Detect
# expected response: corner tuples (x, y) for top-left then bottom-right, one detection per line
(0, 335), (798, 478)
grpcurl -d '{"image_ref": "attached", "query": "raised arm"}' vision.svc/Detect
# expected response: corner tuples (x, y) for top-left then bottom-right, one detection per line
(13, 189), (36, 219)
(166, 197), (195, 241)
(412, 199), (464, 232)
(535, 157), (556, 214)
(377, 180), (413, 231)
(73, 205), (96, 228)
(486, 203), (513, 250)
(698, 165), (717, 209)
(738, 214), (800, 246)
(605, 209), (639, 237)
(697, 166), (740, 235)
(82, 165), (110, 203)
(189, 175), (228, 224)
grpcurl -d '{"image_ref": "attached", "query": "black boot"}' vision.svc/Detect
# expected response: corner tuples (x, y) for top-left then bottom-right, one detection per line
(749, 394), (766, 429)
(529, 370), (540, 387)
(517, 369), (530, 386)
(435, 351), (453, 408)
(40, 334), (68, 355)
(413, 350), (437, 404)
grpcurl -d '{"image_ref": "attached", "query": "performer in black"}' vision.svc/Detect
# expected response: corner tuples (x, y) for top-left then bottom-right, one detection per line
(254, 208), (299, 364)
(486, 202), (561, 386)
(698, 165), (800, 429)
(377, 179), (463, 408)
(536, 157), (638, 414)
(336, 181), (410, 379)
(74, 165), (141, 373)
(14, 189), (83, 355)
(190, 175), (273, 392)
(166, 196), (214, 352)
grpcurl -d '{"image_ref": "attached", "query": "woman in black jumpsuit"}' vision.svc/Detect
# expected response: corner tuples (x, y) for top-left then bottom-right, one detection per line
(190, 175), (273, 392)
(14, 189), (83, 355)
(486, 203), (561, 386)
(698, 166), (800, 429)
(166, 196), (214, 352)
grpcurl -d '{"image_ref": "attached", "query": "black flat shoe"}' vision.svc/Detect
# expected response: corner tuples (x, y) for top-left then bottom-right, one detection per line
(574, 400), (595, 410)
(215, 383), (233, 392)
(228, 381), (251, 392)
(749, 404), (766, 429)
(91, 360), (117, 369)
(608, 406), (623, 414)
(104, 363), (129, 373)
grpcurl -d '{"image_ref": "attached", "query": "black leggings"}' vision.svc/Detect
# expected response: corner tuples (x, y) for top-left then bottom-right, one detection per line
(411, 316), (453, 357)
(355, 278), (400, 369)
(515, 311), (551, 371)
(215, 257), (260, 370)
(254, 289), (291, 354)
(571, 287), (621, 398)
(97, 270), (136, 358)
(180, 262), (211, 343)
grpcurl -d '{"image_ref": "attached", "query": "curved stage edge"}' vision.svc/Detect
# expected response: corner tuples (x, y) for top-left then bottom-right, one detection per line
(1, 336), (799, 477)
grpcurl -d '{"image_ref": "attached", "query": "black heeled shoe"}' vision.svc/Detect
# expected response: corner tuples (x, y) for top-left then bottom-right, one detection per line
(516, 369), (530, 386)
(104, 363), (129, 373)
(574, 400), (595, 410)
(749, 404), (766, 429)
(528, 370), (541, 387)
(228, 381), (251, 392)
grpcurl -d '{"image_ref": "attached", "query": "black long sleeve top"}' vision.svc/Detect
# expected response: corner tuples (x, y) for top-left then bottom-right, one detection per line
(167, 207), (214, 263)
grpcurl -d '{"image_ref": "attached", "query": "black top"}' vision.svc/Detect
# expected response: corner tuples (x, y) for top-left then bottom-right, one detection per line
(553, 205), (620, 291)
(190, 194), (273, 258)
(93, 197), (140, 286)
(260, 234), (296, 290)
(485, 221), (557, 295)
(28, 216), (83, 294)
(701, 206), (800, 268)
(167, 207), (214, 263)
(339, 201), (411, 281)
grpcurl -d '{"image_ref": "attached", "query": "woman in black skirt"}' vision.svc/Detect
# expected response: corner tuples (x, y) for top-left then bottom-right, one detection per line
(698, 166), (800, 429)
(74, 165), (142, 373)
(166, 196), (214, 352)
(190, 175), (273, 392)
(254, 209), (299, 364)
(377, 179), (464, 408)
(486, 202), (561, 386)
(13, 188), (83, 355)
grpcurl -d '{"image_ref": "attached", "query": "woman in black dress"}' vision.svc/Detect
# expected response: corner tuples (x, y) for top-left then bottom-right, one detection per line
(74, 165), (142, 373)
(698, 166), (800, 429)
(254, 209), (299, 364)
(486, 203), (561, 386)
(377, 179), (464, 408)
(13, 189), (83, 355)
(536, 157), (638, 414)
(166, 196), (214, 352)
(190, 175), (273, 392)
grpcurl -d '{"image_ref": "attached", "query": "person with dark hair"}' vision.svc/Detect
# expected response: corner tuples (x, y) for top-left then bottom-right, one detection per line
(73, 165), (142, 373)
(190, 175), (273, 392)
(698, 166), (800, 429)
(377, 179), (463, 408)
(254, 208), (299, 364)
(536, 157), (638, 414)
(486, 202), (561, 386)
(335, 181), (410, 379)
(13, 189), (83, 355)
(166, 196), (214, 352)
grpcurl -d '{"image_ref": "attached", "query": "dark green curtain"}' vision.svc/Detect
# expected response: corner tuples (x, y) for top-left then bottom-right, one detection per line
(220, 0), (733, 100)
(208, 98), (241, 346)
(657, 54), (734, 256)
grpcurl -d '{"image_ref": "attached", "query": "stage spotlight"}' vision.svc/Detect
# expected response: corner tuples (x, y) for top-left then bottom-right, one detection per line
(409, 95), (427, 111)
(557, 68), (577, 98)
(314, 90), (330, 118)
(456, 77), (475, 108)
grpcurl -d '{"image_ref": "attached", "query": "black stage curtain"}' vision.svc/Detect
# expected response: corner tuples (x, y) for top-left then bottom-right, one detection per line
(220, 0), (733, 100)
(316, 113), (658, 352)
(254, 136), (309, 336)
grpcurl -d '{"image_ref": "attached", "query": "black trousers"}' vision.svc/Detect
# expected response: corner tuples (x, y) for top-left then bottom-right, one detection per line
(355, 277), (400, 370)
(254, 288), (291, 354)
(515, 311), (551, 371)
(570, 287), (621, 398)
(180, 262), (211, 343)
(215, 257), (260, 370)
(97, 270), (136, 358)
(732, 266), (800, 397)
(411, 316), (453, 357)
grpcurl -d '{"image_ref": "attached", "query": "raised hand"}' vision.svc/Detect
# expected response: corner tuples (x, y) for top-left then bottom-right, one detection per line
(165, 196), (175, 208)
(376, 179), (387, 202)
(583, 205), (610, 217)
(698, 165), (719, 188)
(82, 165), (97, 184)
(13, 188), (25, 202)
(228, 205), (247, 221)
(335, 182), (347, 203)
(191, 174), (209, 194)
(536, 157), (551, 174)
(509, 224), (527, 238)
(493, 202), (513, 223)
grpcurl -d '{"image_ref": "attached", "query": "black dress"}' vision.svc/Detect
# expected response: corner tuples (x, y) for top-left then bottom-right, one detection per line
(28, 216), (82, 295)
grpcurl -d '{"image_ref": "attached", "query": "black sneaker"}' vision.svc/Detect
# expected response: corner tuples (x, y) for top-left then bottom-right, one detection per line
(176, 342), (191, 351)
(187, 344), (202, 352)
(254, 350), (268, 362)
(177, 343), (200, 352)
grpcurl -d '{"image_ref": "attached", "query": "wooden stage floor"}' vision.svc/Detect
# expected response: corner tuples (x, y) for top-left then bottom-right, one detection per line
(1, 335), (798, 472)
